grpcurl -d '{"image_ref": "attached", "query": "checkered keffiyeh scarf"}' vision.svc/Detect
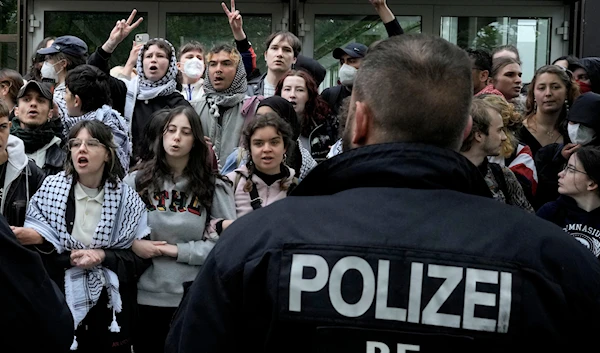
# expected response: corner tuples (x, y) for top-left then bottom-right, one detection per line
(203, 57), (248, 120)
(24, 172), (149, 347)
(55, 82), (68, 121)
(63, 105), (132, 173)
(123, 39), (179, 126)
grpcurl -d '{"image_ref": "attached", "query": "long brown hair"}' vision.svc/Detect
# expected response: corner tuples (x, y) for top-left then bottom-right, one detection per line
(275, 70), (331, 137)
(525, 65), (580, 131)
(135, 106), (216, 210)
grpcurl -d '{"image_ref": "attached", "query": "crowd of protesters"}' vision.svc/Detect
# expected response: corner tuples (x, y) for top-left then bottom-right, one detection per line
(1, 0), (600, 352)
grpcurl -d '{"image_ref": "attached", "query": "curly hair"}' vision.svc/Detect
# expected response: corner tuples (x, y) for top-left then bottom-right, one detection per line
(524, 65), (580, 132)
(275, 70), (331, 137)
(135, 106), (216, 210)
(242, 113), (294, 192)
(480, 94), (523, 158)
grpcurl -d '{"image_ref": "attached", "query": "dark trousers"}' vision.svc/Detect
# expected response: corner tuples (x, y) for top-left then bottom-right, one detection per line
(76, 290), (132, 353)
(133, 305), (177, 353)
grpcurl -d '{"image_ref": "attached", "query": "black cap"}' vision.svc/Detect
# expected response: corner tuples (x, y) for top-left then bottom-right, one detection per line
(17, 81), (53, 104)
(37, 35), (88, 57)
(333, 43), (368, 59)
(294, 55), (326, 86)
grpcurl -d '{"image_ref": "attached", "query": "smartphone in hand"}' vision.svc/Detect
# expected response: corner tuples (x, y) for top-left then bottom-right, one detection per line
(135, 33), (150, 46)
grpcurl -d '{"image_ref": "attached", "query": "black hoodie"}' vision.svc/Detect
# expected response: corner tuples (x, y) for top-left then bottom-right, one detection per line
(572, 57), (600, 94)
(537, 195), (600, 258)
(567, 92), (600, 146)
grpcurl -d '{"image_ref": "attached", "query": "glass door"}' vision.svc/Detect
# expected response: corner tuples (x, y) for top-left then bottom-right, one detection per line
(0, 0), (19, 70)
(435, 5), (566, 83)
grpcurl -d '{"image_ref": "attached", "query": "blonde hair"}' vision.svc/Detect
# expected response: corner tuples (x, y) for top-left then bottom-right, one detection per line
(481, 94), (523, 158)
(206, 44), (241, 67)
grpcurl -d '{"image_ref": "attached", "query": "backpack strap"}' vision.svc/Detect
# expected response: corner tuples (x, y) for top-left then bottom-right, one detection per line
(234, 171), (262, 210)
(287, 177), (300, 196)
(489, 163), (509, 201)
(248, 182), (263, 210)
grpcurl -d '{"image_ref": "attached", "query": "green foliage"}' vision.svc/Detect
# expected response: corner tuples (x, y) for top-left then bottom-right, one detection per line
(0, 0), (18, 34)
(44, 12), (149, 68)
(314, 15), (421, 61)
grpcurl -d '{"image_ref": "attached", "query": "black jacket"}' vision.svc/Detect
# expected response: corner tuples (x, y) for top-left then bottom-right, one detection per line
(166, 143), (600, 353)
(2, 159), (45, 226)
(0, 214), (73, 352)
(35, 182), (150, 350)
(88, 47), (191, 160)
(42, 143), (67, 176)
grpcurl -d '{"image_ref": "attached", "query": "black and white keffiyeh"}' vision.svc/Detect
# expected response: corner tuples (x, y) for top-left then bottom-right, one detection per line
(24, 172), (150, 350)
(203, 57), (248, 120)
(122, 38), (179, 126)
(63, 105), (132, 173)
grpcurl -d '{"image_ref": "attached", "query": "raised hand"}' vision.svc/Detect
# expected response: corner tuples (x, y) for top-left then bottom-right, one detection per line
(222, 0), (246, 41)
(103, 9), (144, 53)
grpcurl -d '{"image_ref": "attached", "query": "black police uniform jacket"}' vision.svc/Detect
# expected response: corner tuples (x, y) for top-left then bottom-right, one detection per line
(166, 143), (600, 353)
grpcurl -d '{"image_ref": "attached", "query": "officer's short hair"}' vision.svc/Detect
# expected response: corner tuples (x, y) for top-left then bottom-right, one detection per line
(353, 34), (472, 150)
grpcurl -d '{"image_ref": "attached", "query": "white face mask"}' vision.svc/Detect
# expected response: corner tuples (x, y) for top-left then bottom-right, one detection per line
(183, 58), (204, 80)
(568, 123), (596, 145)
(41, 61), (62, 81)
(338, 64), (358, 87)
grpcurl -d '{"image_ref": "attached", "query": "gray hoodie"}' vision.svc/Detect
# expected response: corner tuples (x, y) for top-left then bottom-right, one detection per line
(124, 172), (235, 307)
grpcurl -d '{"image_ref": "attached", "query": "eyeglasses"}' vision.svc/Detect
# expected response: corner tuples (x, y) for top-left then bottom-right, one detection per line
(68, 138), (105, 150)
(563, 164), (587, 175)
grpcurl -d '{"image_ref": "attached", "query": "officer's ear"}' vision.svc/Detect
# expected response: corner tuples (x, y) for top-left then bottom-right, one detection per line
(351, 100), (374, 147)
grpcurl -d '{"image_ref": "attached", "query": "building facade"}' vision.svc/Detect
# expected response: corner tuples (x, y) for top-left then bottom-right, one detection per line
(0, 0), (596, 87)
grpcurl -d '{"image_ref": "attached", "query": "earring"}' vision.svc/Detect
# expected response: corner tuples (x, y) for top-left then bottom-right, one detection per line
(282, 153), (287, 165)
(564, 99), (569, 114)
(534, 101), (537, 112)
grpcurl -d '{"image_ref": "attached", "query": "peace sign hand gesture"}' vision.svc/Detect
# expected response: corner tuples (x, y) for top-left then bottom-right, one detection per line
(103, 9), (144, 53)
(222, 0), (246, 41)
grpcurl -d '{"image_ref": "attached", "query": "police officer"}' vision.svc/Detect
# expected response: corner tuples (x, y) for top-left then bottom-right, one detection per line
(165, 34), (600, 353)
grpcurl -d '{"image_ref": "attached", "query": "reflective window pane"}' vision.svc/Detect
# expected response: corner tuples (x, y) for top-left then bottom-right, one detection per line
(166, 14), (272, 74)
(441, 16), (550, 82)
(314, 15), (421, 89)
(0, 42), (18, 69)
(0, 0), (18, 34)
(44, 12), (149, 68)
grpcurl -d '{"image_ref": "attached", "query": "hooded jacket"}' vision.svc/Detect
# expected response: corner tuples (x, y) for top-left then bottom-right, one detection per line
(567, 92), (600, 146)
(166, 143), (600, 353)
(1, 135), (45, 226)
(226, 164), (296, 218)
(573, 57), (600, 94)
(537, 195), (600, 257)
